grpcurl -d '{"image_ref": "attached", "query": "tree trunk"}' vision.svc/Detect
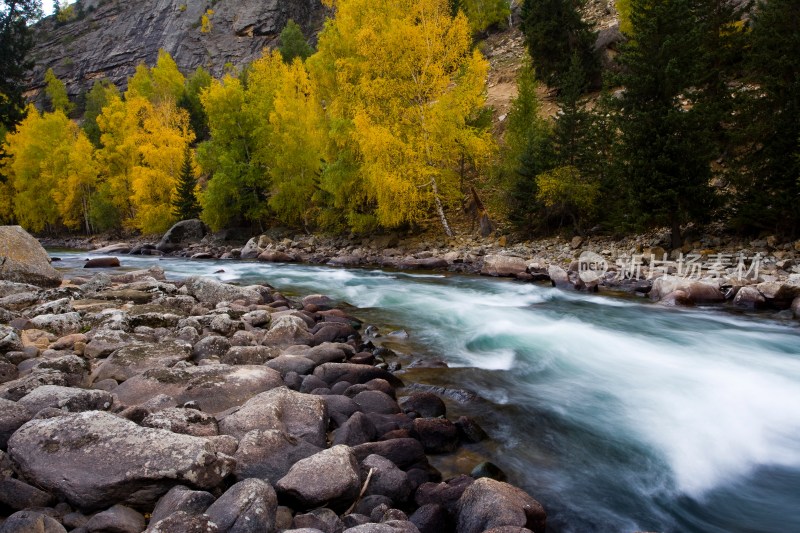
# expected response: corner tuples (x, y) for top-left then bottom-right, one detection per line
(431, 178), (454, 238)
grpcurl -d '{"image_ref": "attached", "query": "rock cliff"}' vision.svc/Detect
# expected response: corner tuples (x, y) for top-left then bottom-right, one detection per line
(26, 0), (326, 104)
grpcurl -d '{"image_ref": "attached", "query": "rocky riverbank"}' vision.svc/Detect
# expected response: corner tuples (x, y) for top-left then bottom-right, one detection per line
(42, 219), (800, 319)
(1, 226), (547, 533)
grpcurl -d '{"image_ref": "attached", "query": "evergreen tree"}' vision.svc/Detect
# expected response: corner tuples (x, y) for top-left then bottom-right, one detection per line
(44, 67), (73, 114)
(172, 145), (200, 220)
(278, 20), (313, 64)
(0, 0), (41, 132)
(614, 0), (714, 249)
(520, 0), (599, 90)
(734, 0), (800, 235)
(179, 67), (212, 142)
(82, 79), (119, 147)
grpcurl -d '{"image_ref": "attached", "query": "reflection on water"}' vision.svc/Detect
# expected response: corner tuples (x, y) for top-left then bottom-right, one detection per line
(54, 252), (800, 532)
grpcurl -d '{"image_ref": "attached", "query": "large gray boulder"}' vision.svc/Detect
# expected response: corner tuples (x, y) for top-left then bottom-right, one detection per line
(0, 398), (32, 449)
(205, 478), (278, 533)
(276, 445), (361, 510)
(233, 429), (322, 484)
(113, 365), (283, 414)
(0, 226), (62, 287)
(480, 255), (529, 277)
(183, 276), (264, 306)
(8, 411), (234, 510)
(219, 386), (328, 446)
(456, 478), (546, 533)
(0, 510), (67, 533)
(91, 339), (192, 383)
(17, 385), (113, 415)
(156, 219), (207, 252)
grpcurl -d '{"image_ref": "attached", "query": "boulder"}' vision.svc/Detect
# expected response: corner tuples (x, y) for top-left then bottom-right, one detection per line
(262, 315), (313, 347)
(412, 418), (459, 454)
(258, 251), (296, 262)
(650, 276), (724, 304)
(17, 385), (112, 415)
(8, 411), (234, 510)
(361, 454), (413, 503)
(792, 295), (800, 319)
(92, 340), (192, 383)
(205, 478), (278, 533)
(0, 369), (72, 401)
(353, 390), (401, 415)
(293, 508), (344, 533)
(0, 325), (23, 352)
(234, 429), (322, 484)
(547, 265), (570, 288)
(84, 257), (121, 268)
(0, 477), (56, 510)
(332, 411), (377, 447)
(222, 345), (278, 365)
(156, 219), (207, 252)
(352, 439), (427, 470)
(733, 286), (767, 309)
(112, 365), (283, 414)
(219, 386), (328, 446)
(29, 312), (82, 336)
(150, 485), (216, 525)
(240, 237), (263, 259)
(481, 255), (528, 277)
(148, 511), (219, 533)
(314, 363), (404, 388)
(84, 504), (145, 533)
(399, 393), (446, 419)
(415, 476), (475, 515)
(276, 445), (361, 510)
(0, 226), (62, 287)
(0, 511), (67, 533)
(456, 478), (546, 533)
(183, 276), (264, 306)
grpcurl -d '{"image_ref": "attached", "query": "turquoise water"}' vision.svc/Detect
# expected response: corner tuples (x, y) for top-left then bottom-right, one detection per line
(54, 252), (800, 532)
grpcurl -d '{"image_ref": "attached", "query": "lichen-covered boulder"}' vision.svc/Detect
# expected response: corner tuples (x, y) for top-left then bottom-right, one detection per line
(8, 411), (234, 510)
(91, 339), (192, 383)
(219, 386), (328, 446)
(456, 478), (546, 533)
(0, 226), (62, 287)
(276, 445), (361, 510)
(113, 365), (283, 414)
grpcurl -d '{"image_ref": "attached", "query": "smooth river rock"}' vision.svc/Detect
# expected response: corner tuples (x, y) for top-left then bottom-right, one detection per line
(0, 226), (62, 287)
(8, 411), (234, 510)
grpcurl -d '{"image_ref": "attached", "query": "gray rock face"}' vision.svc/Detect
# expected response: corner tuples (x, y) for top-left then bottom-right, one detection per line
(276, 445), (361, 510)
(456, 478), (546, 533)
(156, 219), (207, 252)
(205, 478), (278, 533)
(113, 364), (283, 414)
(28, 0), (327, 104)
(8, 411), (234, 510)
(219, 386), (328, 446)
(0, 226), (62, 287)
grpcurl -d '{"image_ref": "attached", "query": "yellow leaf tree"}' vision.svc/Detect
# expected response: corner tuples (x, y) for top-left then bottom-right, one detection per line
(309, 0), (495, 235)
(3, 105), (98, 232)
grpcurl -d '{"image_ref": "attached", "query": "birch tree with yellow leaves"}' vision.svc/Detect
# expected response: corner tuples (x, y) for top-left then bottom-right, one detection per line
(309, 0), (495, 235)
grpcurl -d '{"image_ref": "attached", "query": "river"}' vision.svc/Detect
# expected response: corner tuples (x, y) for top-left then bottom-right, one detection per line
(53, 251), (800, 532)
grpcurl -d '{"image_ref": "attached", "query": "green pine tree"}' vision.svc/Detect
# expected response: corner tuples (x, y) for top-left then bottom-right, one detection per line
(172, 146), (201, 220)
(614, 0), (715, 249)
(733, 0), (800, 235)
(278, 20), (313, 64)
(520, 0), (599, 91)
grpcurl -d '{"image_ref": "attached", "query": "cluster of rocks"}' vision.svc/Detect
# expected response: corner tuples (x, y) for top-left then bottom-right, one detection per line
(1, 227), (547, 533)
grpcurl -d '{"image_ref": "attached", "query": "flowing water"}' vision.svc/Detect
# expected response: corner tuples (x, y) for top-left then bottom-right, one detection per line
(53, 252), (800, 532)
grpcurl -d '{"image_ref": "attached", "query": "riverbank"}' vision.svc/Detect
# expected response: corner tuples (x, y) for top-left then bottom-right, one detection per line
(0, 232), (547, 532)
(41, 222), (800, 319)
